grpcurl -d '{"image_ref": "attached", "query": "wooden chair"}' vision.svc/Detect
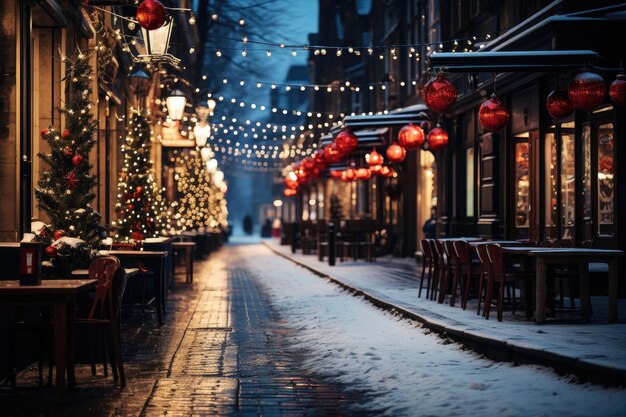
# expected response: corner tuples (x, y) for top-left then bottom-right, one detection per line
(452, 240), (480, 309)
(418, 240), (433, 299)
(485, 245), (534, 322)
(475, 244), (492, 316)
(553, 239), (593, 310)
(439, 241), (458, 304)
(358, 219), (378, 262)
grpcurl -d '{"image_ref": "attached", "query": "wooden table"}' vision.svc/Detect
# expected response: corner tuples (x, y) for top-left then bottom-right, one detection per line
(106, 250), (168, 325)
(502, 247), (623, 323)
(469, 240), (523, 247)
(0, 279), (97, 400)
(172, 242), (195, 284)
(437, 237), (482, 242)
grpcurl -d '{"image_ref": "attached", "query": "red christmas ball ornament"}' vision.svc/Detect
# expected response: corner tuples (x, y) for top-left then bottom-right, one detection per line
(422, 72), (457, 113)
(63, 145), (74, 157)
(379, 166), (394, 178)
(136, 0), (166, 31)
(303, 157), (316, 170)
(40, 129), (50, 139)
(62, 129), (71, 140)
(546, 89), (574, 120)
(131, 231), (145, 241)
(479, 94), (510, 131)
(71, 154), (84, 167)
(324, 142), (344, 163)
(136, 185), (144, 194)
(45, 245), (57, 258)
(568, 71), (605, 113)
(295, 167), (308, 184)
(398, 123), (425, 149)
(38, 228), (47, 238)
(366, 149), (384, 166)
(313, 149), (327, 166)
(369, 165), (383, 176)
(386, 143), (407, 163)
(427, 126), (449, 150)
(284, 176), (298, 190)
(609, 73), (626, 106)
(342, 167), (358, 182)
(330, 170), (344, 179)
(335, 130), (359, 153)
(356, 167), (372, 180)
(127, 204), (135, 211)
(53, 230), (65, 240)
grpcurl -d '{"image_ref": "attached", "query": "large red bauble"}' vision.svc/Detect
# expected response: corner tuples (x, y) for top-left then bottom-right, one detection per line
(72, 155), (84, 167)
(379, 166), (395, 178)
(63, 146), (74, 157)
(284, 188), (297, 197)
(330, 170), (344, 179)
(386, 143), (406, 163)
(53, 230), (65, 240)
(422, 73), (457, 113)
(479, 94), (510, 131)
(369, 165), (383, 176)
(303, 157), (316, 170)
(62, 129), (71, 140)
(312, 149), (326, 165)
(335, 130), (359, 153)
(609, 73), (626, 106)
(427, 126), (449, 150)
(45, 245), (57, 258)
(324, 142), (344, 163)
(40, 129), (49, 139)
(295, 168), (307, 184)
(342, 167), (358, 182)
(398, 123), (425, 149)
(131, 231), (145, 241)
(284, 177), (298, 190)
(356, 167), (372, 180)
(546, 89), (574, 120)
(568, 71), (605, 113)
(136, 0), (166, 30)
(366, 149), (384, 166)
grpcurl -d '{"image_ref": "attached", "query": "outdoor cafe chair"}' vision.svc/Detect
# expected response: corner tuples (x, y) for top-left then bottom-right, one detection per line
(474, 243), (492, 316)
(430, 240), (447, 302)
(452, 240), (481, 310)
(418, 239), (434, 299)
(439, 241), (458, 304)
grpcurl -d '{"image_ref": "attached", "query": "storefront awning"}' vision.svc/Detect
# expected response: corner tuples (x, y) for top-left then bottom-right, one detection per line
(343, 104), (429, 129)
(320, 128), (388, 147)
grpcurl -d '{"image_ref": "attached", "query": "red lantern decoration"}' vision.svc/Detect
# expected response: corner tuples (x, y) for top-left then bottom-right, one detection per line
(479, 94), (510, 131)
(136, 0), (166, 31)
(313, 149), (327, 166)
(131, 231), (145, 241)
(546, 89), (574, 120)
(356, 167), (372, 180)
(335, 130), (359, 153)
(330, 170), (344, 179)
(284, 176), (298, 190)
(379, 166), (395, 178)
(284, 188), (297, 197)
(45, 245), (57, 258)
(72, 155), (84, 167)
(609, 73), (626, 106)
(62, 129), (71, 140)
(366, 149), (384, 166)
(398, 123), (425, 149)
(422, 72), (457, 113)
(303, 157), (316, 170)
(324, 142), (344, 163)
(40, 129), (49, 139)
(53, 230), (65, 241)
(369, 165), (383, 176)
(427, 126), (449, 151)
(342, 167), (358, 182)
(568, 71), (605, 113)
(386, 143), (406, 163)
(295, 167), (308, 184)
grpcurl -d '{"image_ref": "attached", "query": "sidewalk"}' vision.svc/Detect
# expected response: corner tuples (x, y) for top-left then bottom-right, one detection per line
(264, 239), (626, 384)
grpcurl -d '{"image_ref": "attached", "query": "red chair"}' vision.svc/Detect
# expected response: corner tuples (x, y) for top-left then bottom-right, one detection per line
(418, 240), (434, 299)
(452, 240), (480, 310)
(485, 244), (534, 322)
(431, 240), (447, 302)
(440, 241), (458, 304)
(474, 244), (492, 316)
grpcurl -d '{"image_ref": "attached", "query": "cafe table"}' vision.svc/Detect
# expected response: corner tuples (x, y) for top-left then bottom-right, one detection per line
(172, 241), (196, 284)
(0, 279), (97, 400)
(105, 250), (168, 325)
(437, 237), (482, 242)
(502, 247), (623, 323)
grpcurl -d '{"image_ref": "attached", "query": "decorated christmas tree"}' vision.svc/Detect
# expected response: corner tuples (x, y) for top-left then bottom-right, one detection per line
(113, 111), (170, 241)
(172, 150), (228, 232)
(35, 52), (104, 275)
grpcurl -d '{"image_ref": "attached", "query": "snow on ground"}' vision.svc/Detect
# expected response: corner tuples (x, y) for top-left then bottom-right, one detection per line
(239, 244), (626, 417)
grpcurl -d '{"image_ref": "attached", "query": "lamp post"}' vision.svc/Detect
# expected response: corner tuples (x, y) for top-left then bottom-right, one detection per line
(138, 15), (181, 67)
(166, 89), (187, 121)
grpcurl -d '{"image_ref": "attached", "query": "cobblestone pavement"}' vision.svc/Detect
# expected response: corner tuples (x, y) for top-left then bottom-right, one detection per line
(1, 244), (371, 416)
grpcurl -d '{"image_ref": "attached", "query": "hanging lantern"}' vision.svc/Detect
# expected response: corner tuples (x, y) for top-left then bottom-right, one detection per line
(609, 73), (626, 106)
(284, 188), (297, 197)
(398, 123), (425, 149)
(166, 89), (187, 121)
(303, 157), (316, 170)
(194, 123), (211, 147)
(200, 147), (212, 162)
(313, 149), (327, 165)
(330, 170), (344, 179)
(356, 167), (372, 180)
(136, 0), (166, 30)
(324, 142), (344, 163)
(379, 166), (395, 178)
(295, 167), (308, 184)
(422, 72), (457, 113)
(342, 167), (358, 182)
(366, 148), (384, 166)
(386, 143), (407, 163)
(546, 89), (574, 120)
(335, 130), (359, 153)
(479, 94), (510, 131)
(369, 164), (383, 176)
(568, 71), (605, 113)
(427, 125), (449, 151)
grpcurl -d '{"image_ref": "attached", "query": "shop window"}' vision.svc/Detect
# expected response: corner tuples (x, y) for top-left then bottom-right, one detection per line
(582, 123), (592, 225)
(544, 133), (558, 239)
(560, 132), (575, 239)
(514, 141), (530, 234)
(466, 147), (474, 217)
(597, 123), (615, 236)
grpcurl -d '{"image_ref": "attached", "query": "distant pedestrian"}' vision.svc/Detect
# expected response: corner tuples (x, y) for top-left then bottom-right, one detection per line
(422, 206), (438, 239)
(243, 215), (253, 235)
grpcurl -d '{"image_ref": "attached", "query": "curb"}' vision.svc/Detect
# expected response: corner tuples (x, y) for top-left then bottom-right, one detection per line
(264, 242), (626, 386)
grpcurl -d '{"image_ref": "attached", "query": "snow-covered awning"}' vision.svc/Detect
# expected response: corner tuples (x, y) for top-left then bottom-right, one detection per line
(343, 105), (429, 130)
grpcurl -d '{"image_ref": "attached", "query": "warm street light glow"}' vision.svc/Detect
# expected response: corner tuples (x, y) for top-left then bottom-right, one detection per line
(194, 123), (211, 147)
(206, 158), (218, 173)
(166, 89), (187, 121)
(200, 146), (212, 162)
(273, 199), (283, 207)
(141, 15), (173, 56)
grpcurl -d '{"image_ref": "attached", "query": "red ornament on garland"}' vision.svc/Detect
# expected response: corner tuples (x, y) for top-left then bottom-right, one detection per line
(546, 89), (574, 120)
(609, 73), (626, 106)
(45, 245), (57, 258)
(386, 143), (407, 163)
(380, 166), (395, 178)
(284, 188), (297, 197)
(398, 123), (425, 149)
(330, 170), (344, 179)
(356, 167), (372, 180)
(568, 71), (605, 113)
(62, 129), (71, 140)
(335, 130), (359, 153)
(369, 165), (383, 176)
(422, 72), (457, 113)
(53, 230), (65, 240)
(127, 204), (135, 211)
(63, 171), (79, 190)
(342, 167), (358, 182)
(131, 231), (145, 241)
(72, 155), (84, 167)
(366, 149), (384, 166)
(63, 146), (74, 157)
(136, 0), (166, 31)
(136, 185), (144, 194)
(303, 157), (316, 170)
(40, 129), (49, 139)
(479, 94), (510, 131)
(313, 149), (327, 166)
(324, 142), (344, 163)
(427, 126), (449, 151)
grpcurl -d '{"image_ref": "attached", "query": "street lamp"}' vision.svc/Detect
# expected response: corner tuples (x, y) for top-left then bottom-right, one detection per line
(166, 89), (187, 121)
(194, 124), (211, 147)
(138, 15), (181, 67)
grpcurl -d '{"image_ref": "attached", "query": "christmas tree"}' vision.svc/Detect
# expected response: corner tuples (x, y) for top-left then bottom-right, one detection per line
(171, 150), (228, 232)
(113, 111), (170, 241)
(35, 52), (104, 275)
